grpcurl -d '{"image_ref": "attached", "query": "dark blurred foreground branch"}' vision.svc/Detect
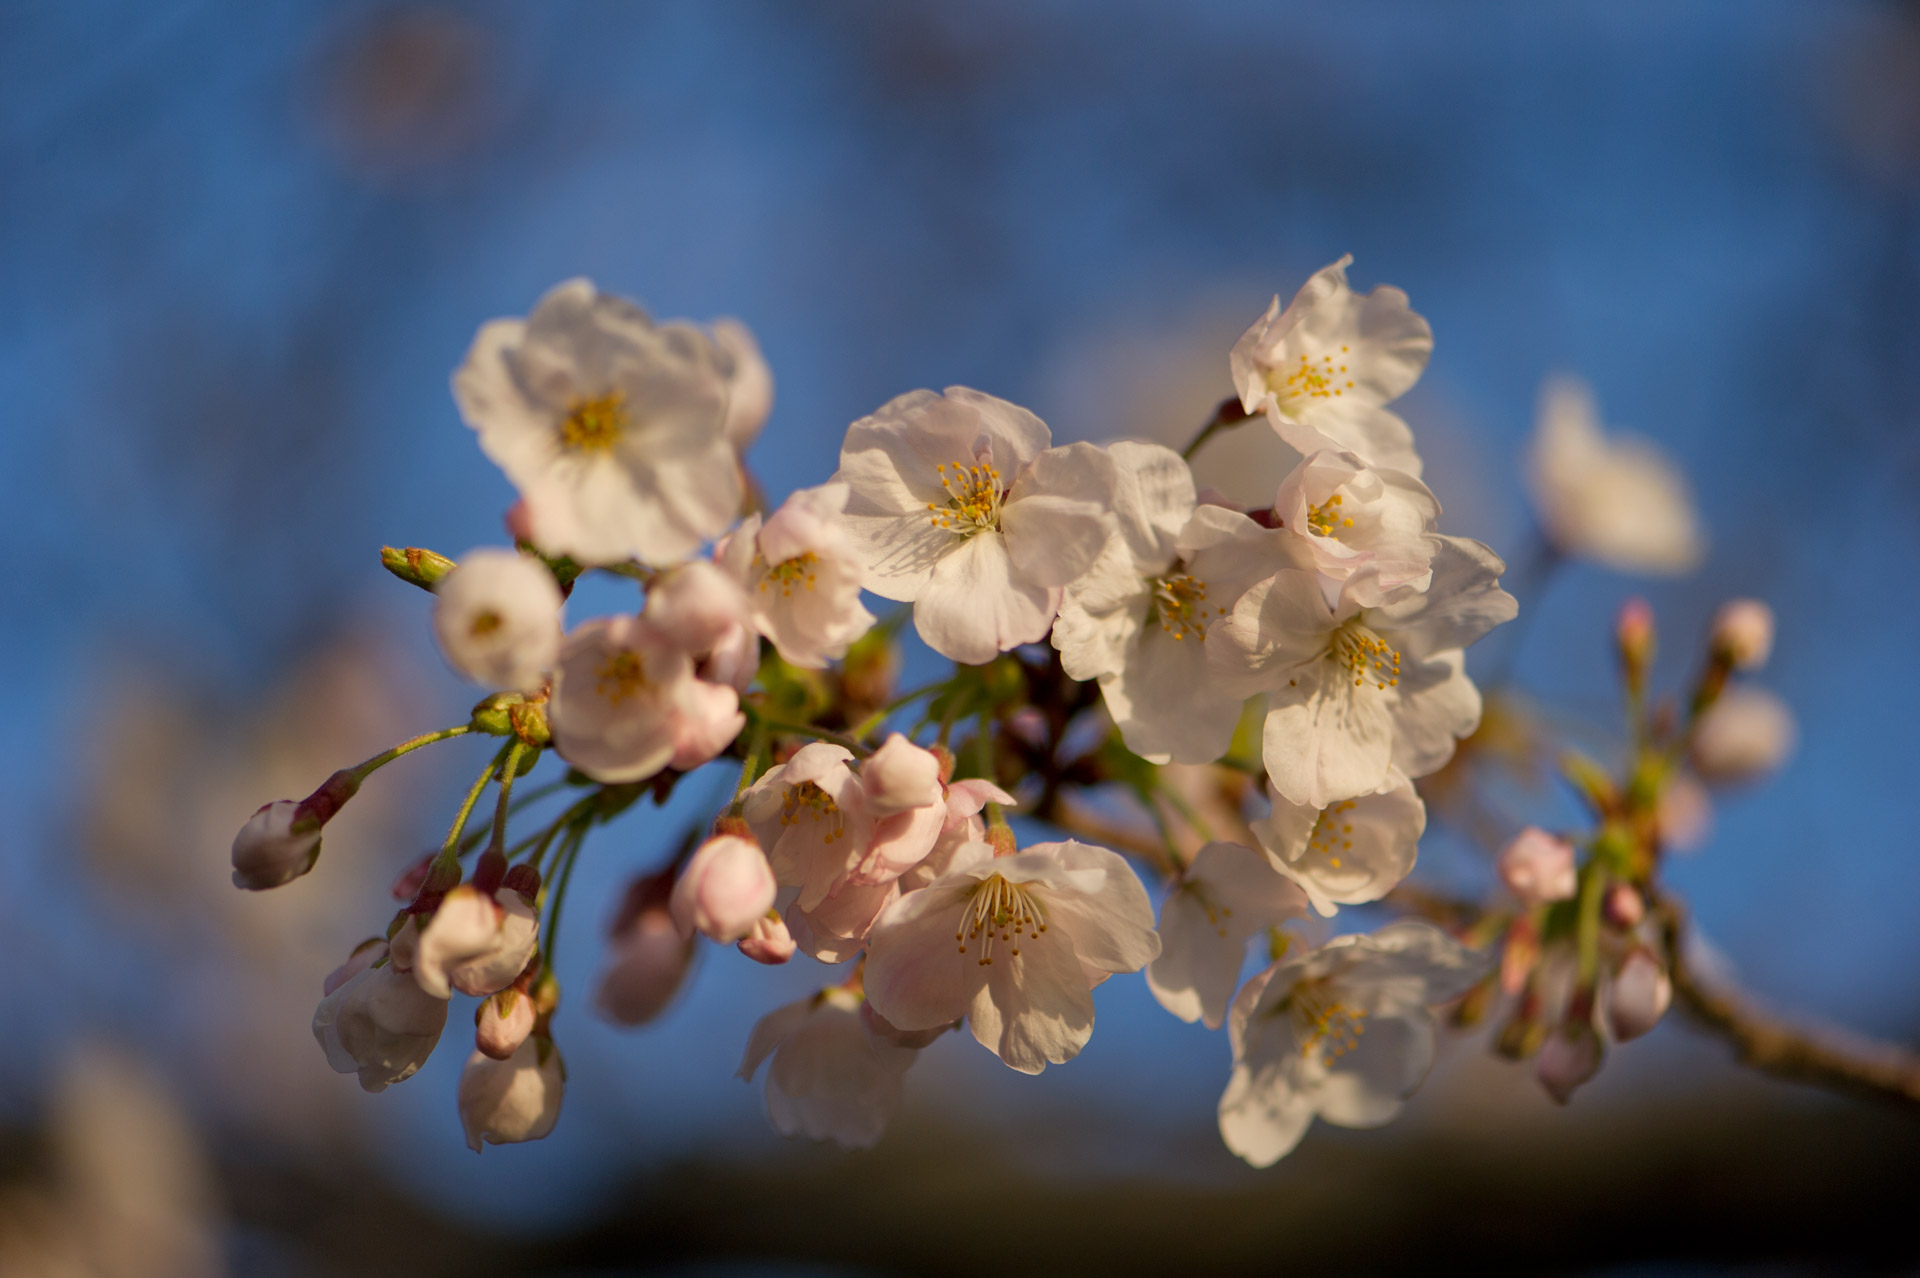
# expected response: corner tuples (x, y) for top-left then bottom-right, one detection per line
(1654, 893), (1920, 1110)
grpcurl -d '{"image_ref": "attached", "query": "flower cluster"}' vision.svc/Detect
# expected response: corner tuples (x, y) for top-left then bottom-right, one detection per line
(232, 259), (1635, 1166)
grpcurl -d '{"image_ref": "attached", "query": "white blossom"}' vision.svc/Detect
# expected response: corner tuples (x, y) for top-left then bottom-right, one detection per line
(711, 316), (774, 451)
(1147, 841), (1309, 1030)
(741, 744), (872, 912)
(1526, 376), (1703, 576)
(1230, 255), (1431, 475)
(863, 839), (1159, 1074)
(836, 387), (1115, 664)
(1218, 921), (1487, 1167)
(1690, 686), (1796, 784)
(717, 481), (875, 668)
(1053, 441), (1290, 764)
(1497, 826), (1578, 907)
(453, 278), (742, 566)
(313, 963), (448, 1093)
(549, 614), (741, 784)
(737, 986), (915, 1149)
(1251, 774), (1425, 917)
(431, 548), (564, 692)
(413, 884), (539, 1000)
(458, 1037), (565, 1153)
(1270, 450), (1440, 607)
(230, 799), (322, 891)
(1209, 539), (1517, 807)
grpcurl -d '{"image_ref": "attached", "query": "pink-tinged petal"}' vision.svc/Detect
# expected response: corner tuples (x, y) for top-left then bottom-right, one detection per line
(737, 997), (813, 1081)
(1104, 440), (1197, 570)
(968, 919), (1097, 1074)
(851, 803), (946, 886)
(1207, 569), (1337, 698)
(1217, 1059), (1316, 1168)
(1034, 842), (1161, 975)
(913, 533), (1056, 665)
(1386, 650), (1482, 781)
(1001, 442), (1118, 589)
(1261, 663), (1395, 809)
(863, 885), (975, 1031)
(1308, 1011), (1431, 1128)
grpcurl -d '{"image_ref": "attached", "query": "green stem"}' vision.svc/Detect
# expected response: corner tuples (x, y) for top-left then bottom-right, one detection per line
(484, 740), (528, 859)
(851, 678), (950, 740)
(1575, 859), (1608, 986)
(730, 722), (771, 813)
(435, 742), (513, 868)
(457, 777), (571, 856)
(743, 704), (870, 757)
(1180, 398), (1254, 462)
(348, 724), (473, 784)
(540, 825), (589, 977)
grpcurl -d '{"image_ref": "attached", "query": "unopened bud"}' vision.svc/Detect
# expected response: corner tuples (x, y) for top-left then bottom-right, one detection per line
(645, 560), (750, 654)
(986, 823), (1018, 858)
(504, 499), (535, 545)
(737, 913), (796, 965)
(1605, 948), (1672, 1042)
(381, 545), (457, 591)
(231, 800), (324, 890)
(502, 863), (542, 899)
(508, 699), (552, 749)
(1690, 687), (1796, 784)
(596, 906), (694, 1026)
(458, 1035), (564, 1154)
(1615, 597), (1655, 675)
(470, 691), (524, 737)
(1710, 598), (1774, 672)
(862, 734), (943, 818)
(415, 885), (541, 1000)
(1498, 827), (1578, 907)
(1603, 882), (1645, 929)
(391, 853), (434, 902)
(476, 989), (536, 1060)
(1536, 1023), (1604, 1104)
(669, 835), (776, 943)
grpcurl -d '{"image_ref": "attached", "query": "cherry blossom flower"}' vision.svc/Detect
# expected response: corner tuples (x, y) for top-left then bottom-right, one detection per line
(738, 913), (797, 965)
(1147, 841), (1310, 1030)
(476, 989), (536, 1060)
(1053, 441), (1294, 764)
(1217, 921), (1487, 1167)
(737, 985), (916, 1149)
(863, 838), (1159, 1074)
(670, 833), (778, 943)
(1710, 598), (1774, 672)
(741, 744), (872, 912)
(1497, 826), (1579, 907)
(836, 387), (1116, 664)
(549, 614), (741, 784)
(1251, 775), (1426, 917)
(413, 884), (539, 1000)
(1230, 255), (1431, 475)
(642, 560), (750, 655)
(1690, 686), (1796, 784)
(1606, 948), (1671, 1042)
(1526, 376), (1703, 576)
(431, 548), (564, 692)
(458, 1036), (565, 1153)
(1270, 449), (1440, 607)
(230, 799), (322, 890)
(453, 278), (742, 566)
(717, 481), (875, 668)
(313, 963), (449, 1093)
(710, 317), (774, 451)
(1209, 539), (1517, 808)
(594, 872), (695, 1026)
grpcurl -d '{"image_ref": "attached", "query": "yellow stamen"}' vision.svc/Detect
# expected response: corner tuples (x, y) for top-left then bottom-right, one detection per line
(560, 391), (628, 453)
(596, 650), (647, 704)
(956, 874), (1050, 964)
(928, 460), (1005, 535)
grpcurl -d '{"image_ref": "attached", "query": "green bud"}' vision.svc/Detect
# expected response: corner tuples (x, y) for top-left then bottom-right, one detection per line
(380, 545), (457, 591)
(470, 692), (525, 737)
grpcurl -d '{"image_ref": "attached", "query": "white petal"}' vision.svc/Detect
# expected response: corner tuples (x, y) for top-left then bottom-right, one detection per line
(913, 533), (1056, 665)
(1261, 663), (1396, 808)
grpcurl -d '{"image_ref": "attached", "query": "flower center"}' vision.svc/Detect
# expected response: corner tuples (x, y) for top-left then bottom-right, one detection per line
(560, 391), (629, 453)
(1151, 570), (1227, 640)
(1181, 879), (1234, 938)
(1266, 346), (1355, 413)
(469, 609), (503, 638)
(780, 781), (846, 842)
(955, 874), (1050, 965)
(1329, 619), (1400, 690)
(1284, 978), (1368, 1067)
(1306, 491), (1355, 538)
(596, 650), (647, 704)
(1306, 799), (1358, 870)
(758, 552), (819, 597)
(927, 460), (1004, 535)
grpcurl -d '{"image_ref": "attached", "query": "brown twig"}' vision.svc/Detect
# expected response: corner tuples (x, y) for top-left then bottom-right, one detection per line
(1654, 893), (1920, 1111)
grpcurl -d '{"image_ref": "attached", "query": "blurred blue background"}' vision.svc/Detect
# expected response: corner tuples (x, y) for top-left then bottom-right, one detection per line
(5, 1), (1920, 1273)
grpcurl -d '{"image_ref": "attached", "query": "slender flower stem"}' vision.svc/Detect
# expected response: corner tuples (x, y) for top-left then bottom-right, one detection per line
(1180, 397), (1255, 462)
(742, 703), (870, 757)
(484, 740), (529, 859)
(457, 777), (572, 856)
(729, 722), (771, 814)
(851, 678), (950, 740)
(540, 824), (589, 977)
(349, 724), (473, 784)
(435, 743), (514, 868)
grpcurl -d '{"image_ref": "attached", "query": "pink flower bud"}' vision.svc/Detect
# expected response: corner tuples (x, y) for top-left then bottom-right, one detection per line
(231, 800), (323, 890)
(1606, 948), (1672, 1042)
(1536, 1024), (1603, 1105)
(1603, 882), (1646, 930)
(476, 989), (536, 1060)
(668, 676), (747, 771)
(458, 1036), (564, 1153)
(595, 895), (693, 1027)
(737, 914), (796, 965)
(1498, 827), (1578, 907)
(1711, 598), (1774, 672)
(646, 560), (750, 654)
(1615, 597), (1655, 669)
(391, 853), (434, 902)
(1690, 687), (1796, 784)
(670, 835), (776, 943)
(504, 498), (536, 544)
(862, 734), (943, 818)
(323, 938), (388, 996)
